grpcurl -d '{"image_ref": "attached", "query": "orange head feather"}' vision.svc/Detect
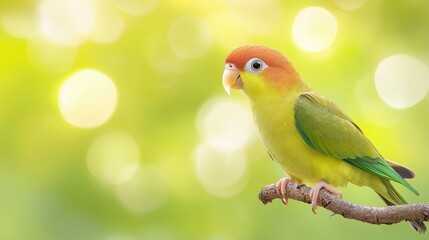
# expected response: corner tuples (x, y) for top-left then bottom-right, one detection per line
(222, 45), (301, 97)
(225, 45), (293, 72)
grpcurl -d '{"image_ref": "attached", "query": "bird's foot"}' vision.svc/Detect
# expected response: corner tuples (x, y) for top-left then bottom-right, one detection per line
(275, 177), (292, 205)
(309, 181), (342, 214)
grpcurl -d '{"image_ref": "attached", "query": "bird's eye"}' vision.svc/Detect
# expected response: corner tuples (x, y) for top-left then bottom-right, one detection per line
(245, 58), (267, 74)
(251, 60), (262, 71)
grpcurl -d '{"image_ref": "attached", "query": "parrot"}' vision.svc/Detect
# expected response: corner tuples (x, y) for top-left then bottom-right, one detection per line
(222, 44), (426, 233)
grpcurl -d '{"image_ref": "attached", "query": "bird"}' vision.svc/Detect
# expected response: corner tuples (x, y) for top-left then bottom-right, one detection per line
(221, 44), (426, 233)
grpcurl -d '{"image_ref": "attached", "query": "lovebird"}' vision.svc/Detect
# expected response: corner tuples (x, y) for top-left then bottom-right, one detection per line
(222, 44), (426, 233)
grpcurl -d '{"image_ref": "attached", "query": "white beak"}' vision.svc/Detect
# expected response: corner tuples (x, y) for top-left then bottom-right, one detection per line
(222, 63), (242, 95)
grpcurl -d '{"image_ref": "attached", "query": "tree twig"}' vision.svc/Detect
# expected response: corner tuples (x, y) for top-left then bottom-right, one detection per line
(258, 181), (429, 225)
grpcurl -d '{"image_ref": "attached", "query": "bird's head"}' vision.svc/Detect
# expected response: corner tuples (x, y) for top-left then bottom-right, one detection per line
(222, 44), (300, 99)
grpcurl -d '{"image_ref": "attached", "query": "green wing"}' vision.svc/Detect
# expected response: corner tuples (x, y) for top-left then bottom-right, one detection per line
(294, 92), (418, 195)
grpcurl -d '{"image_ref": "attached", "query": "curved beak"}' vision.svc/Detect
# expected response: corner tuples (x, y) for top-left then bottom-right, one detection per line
(222, 63), (243, 95)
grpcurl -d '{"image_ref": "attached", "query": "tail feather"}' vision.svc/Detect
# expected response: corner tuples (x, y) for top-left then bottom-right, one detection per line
(386, 159), (415, 179)
(377, 179), (426, 234)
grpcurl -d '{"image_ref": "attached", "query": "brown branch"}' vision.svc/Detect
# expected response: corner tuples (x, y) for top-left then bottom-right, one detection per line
(258, 181), (429, 225)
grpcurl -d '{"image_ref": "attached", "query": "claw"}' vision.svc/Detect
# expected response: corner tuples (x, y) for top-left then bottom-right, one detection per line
(275, 177), (292, 205)
(309, 181), (342, 214)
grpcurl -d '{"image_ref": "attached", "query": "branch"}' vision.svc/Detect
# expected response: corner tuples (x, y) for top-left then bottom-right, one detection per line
(258, 181), (429, 225)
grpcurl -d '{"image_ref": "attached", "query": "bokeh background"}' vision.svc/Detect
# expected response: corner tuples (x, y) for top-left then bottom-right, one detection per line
(1, 0), (429, 239)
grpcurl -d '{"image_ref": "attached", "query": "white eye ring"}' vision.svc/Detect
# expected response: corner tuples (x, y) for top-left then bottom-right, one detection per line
(245, 58), (268, 73)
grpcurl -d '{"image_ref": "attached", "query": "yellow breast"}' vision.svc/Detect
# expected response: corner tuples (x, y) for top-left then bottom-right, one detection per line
(249, 88), (360, 187)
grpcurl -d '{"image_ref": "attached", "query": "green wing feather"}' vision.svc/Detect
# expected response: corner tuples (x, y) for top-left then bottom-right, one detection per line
(294, 92), (418, 195)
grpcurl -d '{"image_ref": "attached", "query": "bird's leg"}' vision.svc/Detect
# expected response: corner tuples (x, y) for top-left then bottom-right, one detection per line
(309, 181), (342, 214)
(275, 177), (292, 205)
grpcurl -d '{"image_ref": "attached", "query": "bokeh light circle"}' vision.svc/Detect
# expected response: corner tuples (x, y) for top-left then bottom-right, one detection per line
(116, 165), (168, 214)
(292, 6), (338, 52)
(375, 55), (429, 109)
(37, 0), (97, 46)
(59, 69), (117, 128)
(168, 16), (212, 59)
(195, 143), (247, 197)
(87, 132), (140, 185)
(89, 1), (124, 44)
(196, 98), (255, 152)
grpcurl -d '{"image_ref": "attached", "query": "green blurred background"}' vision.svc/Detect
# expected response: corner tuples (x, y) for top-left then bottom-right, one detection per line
(1, 0), (429, 239)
